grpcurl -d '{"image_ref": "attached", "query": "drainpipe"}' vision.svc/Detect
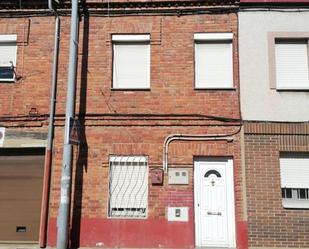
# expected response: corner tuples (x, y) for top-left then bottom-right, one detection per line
(39, 1), (60, 247)
(56, 0), (79, 248)
(163, 134), (235, 173)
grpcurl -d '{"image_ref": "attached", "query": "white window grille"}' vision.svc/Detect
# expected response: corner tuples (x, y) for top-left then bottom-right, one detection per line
(194, 33), (233, 89)
(108, 156), (148, 218)
(112, 35), (150, 89)
(280, 154), (309, 209)
(0, 35), (17, 82)
(275, 40), (309, 89)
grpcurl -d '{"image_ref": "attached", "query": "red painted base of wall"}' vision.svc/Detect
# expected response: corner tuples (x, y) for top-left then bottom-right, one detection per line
(236, 220), (248, 249)
(48, 217), (195, 248)
(48, 218), (247, 249)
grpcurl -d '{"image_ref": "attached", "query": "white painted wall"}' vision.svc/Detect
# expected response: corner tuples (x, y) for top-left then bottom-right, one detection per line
(239, 11), (309, 121)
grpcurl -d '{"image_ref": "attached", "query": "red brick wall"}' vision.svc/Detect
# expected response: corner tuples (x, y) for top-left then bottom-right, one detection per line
(245, 134), (309, 248)
(0, 14), (240, 117)
(0, 17), (54, 116)
(47, 125), (244, 248)
(49, 126), (242, 216)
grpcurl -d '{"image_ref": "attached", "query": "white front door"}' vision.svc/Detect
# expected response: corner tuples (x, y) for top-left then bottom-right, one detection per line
(194, 158), (236, 248)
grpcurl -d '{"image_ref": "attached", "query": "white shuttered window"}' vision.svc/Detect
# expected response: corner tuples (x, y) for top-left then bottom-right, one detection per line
(112, 35), (150, 89)
(280, 154), (309, 209)
(275, 41), (309, 89)
(194, 33), (233, 89)
(0, 35), (17, 81)
(280, 154), (309, 188)
(108, 156), (148, 218)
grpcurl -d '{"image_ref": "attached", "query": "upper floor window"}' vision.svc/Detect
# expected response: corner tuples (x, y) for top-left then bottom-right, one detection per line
(0, 35), (17, 82)
(280, 153), (309, 209)
(268, 32), (309, 90)
(194, 33), (233, 89)
(275, 39), (309, 90)
(112, 34), (150, 89)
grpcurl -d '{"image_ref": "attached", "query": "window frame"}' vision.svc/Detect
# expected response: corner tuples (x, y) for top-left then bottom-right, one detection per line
(268, 32), (309, 91)
(194, 32), (234, 90)
(107, 155), (149, 219)
(279, 153), (309, 209)
(0, 34), (17, 83)
(111, 34), (151, 90)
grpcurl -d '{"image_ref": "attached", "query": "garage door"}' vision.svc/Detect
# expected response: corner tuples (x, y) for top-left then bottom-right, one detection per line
(0, 148), (45, 242)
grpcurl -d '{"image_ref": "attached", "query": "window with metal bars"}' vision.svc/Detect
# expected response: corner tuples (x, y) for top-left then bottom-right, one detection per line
(108, 156), (148, 218)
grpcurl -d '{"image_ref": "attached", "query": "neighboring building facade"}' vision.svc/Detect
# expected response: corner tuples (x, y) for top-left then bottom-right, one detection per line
(0, 0), (248, 249)
(0, 13), (55, 243)
(239, 0), (309, 248)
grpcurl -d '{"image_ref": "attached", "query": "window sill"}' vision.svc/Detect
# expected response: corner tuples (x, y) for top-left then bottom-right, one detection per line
(0, 79), (15, 83)
(194, 87), (236, 91)
(111, 88), (151, 91)
(282, 199), (309, 209)
(276, 87), (309, 91)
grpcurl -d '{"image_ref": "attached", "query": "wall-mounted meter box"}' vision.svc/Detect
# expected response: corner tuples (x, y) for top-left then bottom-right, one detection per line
(167, 207), (189, 222)
(168, 168), (189, 185)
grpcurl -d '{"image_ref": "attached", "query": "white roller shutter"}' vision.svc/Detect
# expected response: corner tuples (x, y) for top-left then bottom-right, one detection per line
(0, 35), (17, 66)
(113, 39), (150, 89)
(275, 42), (309, 89)
(195, 42), (233, 88)
(0, 35), (17, 81)
(109, 156), (148, 217)
(280, 155), (309, 188)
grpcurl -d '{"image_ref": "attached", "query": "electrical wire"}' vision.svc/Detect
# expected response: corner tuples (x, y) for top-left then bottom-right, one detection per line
(0, 3), (238, 18)
(0, 113), (241, 122)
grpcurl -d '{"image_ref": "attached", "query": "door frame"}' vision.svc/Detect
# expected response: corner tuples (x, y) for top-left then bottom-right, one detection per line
(194, 157), (236, 248)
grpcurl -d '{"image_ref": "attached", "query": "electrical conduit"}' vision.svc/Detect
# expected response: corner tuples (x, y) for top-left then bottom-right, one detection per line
(163, 133), (237, 173)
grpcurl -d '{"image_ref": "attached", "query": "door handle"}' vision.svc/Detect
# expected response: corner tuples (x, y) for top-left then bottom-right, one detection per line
(207, 211), (222, 216)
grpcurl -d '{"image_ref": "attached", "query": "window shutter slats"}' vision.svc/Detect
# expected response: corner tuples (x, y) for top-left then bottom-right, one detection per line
(0, 38), (17, 81)
(0, 42), (17, 66)
(195, 43), (233, 88)
(275, 43), (309, 89)
(113, 43), (150, 89)
(280, 155), (309, 188)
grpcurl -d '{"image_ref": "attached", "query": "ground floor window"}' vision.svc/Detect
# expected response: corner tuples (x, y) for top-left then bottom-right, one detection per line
(108, 156), (148, 218)
(280, 153), (309, 209)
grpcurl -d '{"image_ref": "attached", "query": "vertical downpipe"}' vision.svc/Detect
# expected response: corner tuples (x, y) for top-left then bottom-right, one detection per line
(56, 0), (79, 248)
(39, 1), (60, 247)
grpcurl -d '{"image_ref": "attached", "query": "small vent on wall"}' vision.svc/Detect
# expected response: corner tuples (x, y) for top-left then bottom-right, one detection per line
(16, 226), (26, 233)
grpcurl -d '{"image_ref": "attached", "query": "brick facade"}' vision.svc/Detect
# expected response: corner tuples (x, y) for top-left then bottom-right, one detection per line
(0, 4), (247, 248)
(47, 125), (244, 248)
(244, 122), (309, 248)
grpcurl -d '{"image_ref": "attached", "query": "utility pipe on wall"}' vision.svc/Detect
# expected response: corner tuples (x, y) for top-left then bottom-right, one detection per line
(39, 0), (60, 247)
(163, 134), (235, 173)
(57, 0), (79, 248)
